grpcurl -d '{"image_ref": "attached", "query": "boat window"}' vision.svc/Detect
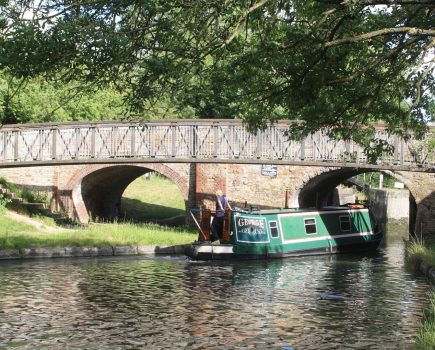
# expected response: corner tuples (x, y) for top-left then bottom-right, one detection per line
(304, 218), (317, 234)
(269, 221), (279, 238)
(339, 215), (351, 232)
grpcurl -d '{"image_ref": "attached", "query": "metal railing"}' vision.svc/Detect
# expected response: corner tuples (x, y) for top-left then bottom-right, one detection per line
(0, 120), (433, 171)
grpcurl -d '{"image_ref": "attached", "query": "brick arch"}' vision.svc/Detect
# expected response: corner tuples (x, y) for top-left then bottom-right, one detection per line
(296, 168), (422, 208)
(391, 171), (435, 236)
(297, 168), (359, 208)
(295, 168), (435, 236)
(65, 163), (189, 223)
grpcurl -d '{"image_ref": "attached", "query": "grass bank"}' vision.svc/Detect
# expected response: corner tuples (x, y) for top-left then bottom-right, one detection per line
(0, 211), (197, 249)
(406, 237), (435, 271)
(0, 172), (197, 249)
(121, 174), (185, 221)
(416, 293), (435, 349)
(406, 237), (435, 349)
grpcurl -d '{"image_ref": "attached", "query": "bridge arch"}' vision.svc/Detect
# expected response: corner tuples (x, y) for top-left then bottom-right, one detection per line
(297, 168), (420, 233)
(297, 168), (417, 207)
(298, 168), (362, 208)
(65, 163), (189, 223)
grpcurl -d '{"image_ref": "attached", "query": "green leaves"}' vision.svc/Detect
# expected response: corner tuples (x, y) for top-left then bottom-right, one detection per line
(0, 0), (433, 160)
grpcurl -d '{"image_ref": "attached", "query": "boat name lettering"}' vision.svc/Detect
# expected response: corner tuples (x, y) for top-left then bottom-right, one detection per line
(237, 218), (265, 229)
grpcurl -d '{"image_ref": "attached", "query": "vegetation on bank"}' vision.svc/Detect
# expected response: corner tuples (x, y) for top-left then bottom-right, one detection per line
(121, 174), (185, 222)
(406, 237), (435, 270)
(0, 176), (48, 205)
(0, 212), (196, 249)
(406, 238), (435, 349)
(355, 172), (400, 190)
(0, 173), (196, 249)
(416, 293), (435, 350)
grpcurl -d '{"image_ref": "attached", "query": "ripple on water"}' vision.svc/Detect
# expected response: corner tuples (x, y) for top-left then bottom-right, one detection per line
(0, 242), (432, 350)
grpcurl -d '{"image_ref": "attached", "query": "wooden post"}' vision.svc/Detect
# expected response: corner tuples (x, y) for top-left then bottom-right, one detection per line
(394, 135), (399, 164)
(149, 125), (154, 157)
(3, 131), (7, 161)
(51, 128), (57, 160)
(38, 129), (43, 160)
(256, 132), (262, 159)
(91, 126), (96, 158)
(14, 129), (19, 161)
(400, 138), (404, 165)
(111, 126), (117, 157)
(75, 128), (80, 159)
(130, 125), (136, 157)
(171, 123), (176, 157)
(192, 124), (198, 158)
(213, 123), (219, 158)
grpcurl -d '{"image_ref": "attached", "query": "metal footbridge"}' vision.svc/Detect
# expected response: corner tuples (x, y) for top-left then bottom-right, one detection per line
(0, 120), (433, 172)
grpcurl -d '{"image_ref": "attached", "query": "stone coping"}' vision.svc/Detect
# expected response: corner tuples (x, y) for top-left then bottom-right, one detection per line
(0, 244), (190, 260)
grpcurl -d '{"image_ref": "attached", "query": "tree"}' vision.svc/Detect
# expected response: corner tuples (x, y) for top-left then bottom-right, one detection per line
(0, 70), (196, 123)
(0, 71), (127, 123)
(0, 0), (433, 153)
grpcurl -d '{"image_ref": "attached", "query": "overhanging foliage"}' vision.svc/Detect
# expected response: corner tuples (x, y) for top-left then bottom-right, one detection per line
(0, 0), (433, 155)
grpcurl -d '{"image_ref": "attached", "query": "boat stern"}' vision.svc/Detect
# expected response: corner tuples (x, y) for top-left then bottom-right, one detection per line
(185, 243), (234, 260)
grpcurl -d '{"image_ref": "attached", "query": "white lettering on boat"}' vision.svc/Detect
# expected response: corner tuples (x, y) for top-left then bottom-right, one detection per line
(236, 217), (267, 235)
(237, 218), (265, 229)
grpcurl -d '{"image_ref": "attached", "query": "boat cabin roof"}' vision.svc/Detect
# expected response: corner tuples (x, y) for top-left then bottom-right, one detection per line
(234, 205), (367, 216)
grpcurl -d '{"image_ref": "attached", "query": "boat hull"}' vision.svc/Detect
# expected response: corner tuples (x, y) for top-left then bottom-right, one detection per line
(185, 232), (383, 261)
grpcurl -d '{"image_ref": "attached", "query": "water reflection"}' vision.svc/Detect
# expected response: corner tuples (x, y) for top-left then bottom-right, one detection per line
(0, 240), (431, 349)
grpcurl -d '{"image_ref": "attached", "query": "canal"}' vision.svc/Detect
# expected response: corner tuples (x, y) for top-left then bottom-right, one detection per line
(0, 236), (432, 349)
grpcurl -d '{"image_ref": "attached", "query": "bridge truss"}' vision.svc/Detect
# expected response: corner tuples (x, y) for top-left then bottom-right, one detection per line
(0, 120), (433, 172)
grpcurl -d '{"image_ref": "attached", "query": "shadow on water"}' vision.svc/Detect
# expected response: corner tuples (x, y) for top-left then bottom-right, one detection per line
(379, 219), (410, 251)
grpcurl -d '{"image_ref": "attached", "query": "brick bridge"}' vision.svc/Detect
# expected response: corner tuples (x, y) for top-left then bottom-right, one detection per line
(0, 120), (433, 235)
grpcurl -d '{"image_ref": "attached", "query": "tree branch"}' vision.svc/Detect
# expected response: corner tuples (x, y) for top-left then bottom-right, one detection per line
(317, 0), (435, 6)
(411, 59), (434, 108)
(325, 27), (435, 47)
(223, 0), (270, 47)
(407, 38), (435, 78)
(329, 37), (419, 84)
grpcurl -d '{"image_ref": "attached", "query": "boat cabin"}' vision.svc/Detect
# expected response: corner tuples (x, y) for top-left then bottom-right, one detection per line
(187, 204), (382, 260)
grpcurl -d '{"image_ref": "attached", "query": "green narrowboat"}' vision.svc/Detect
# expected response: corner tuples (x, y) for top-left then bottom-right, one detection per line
(185, 205), (383, 260)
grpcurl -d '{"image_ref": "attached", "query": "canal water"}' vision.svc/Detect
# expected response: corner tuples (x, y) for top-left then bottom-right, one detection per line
(0, 237), (432, 349)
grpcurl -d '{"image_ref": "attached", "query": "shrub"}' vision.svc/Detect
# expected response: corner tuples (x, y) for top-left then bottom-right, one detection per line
(0, 193), (11, 214)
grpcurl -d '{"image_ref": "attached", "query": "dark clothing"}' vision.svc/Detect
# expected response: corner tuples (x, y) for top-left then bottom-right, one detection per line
(211, 195), (229, 241)
(211, 216), (224, 241)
